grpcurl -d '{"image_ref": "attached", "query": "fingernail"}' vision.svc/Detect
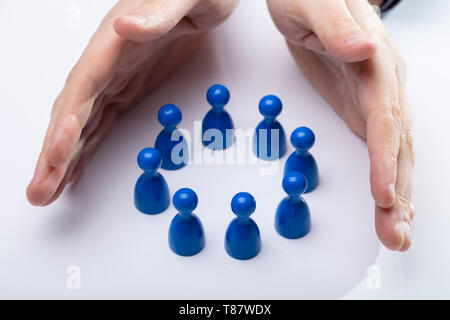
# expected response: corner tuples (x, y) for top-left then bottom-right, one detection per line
(344, 34), (369, 46)
(124, 14), (147, 25)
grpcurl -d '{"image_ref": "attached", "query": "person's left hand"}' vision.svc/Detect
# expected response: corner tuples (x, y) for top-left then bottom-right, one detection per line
(267, 0), (415, 251)
(26, 0), (238, 206)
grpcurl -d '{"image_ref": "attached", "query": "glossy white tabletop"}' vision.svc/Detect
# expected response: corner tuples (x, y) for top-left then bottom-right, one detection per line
(0, 0), (449, 299)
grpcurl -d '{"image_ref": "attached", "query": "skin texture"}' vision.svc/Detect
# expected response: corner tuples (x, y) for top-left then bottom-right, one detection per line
(267, 0), (414, 251)
(26, 0), (238, 206)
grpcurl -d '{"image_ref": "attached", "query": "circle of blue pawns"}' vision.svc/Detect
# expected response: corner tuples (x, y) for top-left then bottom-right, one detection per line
(138, 86), (315, 260)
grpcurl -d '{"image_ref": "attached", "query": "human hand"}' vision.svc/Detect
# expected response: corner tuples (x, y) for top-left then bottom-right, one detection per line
(26, 0), (238, 206)
(267, 0), (415, 251)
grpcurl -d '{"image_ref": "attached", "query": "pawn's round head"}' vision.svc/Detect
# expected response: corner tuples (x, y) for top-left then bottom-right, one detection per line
(282, 172), (308, 197)
(158, 104), (182, 128)
(173, 188), (198, 216)
(290, 126), (315, 152)
(206, 84), (230, 109)
(137, 147), (161, 173)
(259, 95), (282, 119)
(231, 192), (256, 219)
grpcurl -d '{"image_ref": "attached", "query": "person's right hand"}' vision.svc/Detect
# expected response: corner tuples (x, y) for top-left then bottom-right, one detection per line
(26, 0), (238, 206)
(267, 0), (415, 251)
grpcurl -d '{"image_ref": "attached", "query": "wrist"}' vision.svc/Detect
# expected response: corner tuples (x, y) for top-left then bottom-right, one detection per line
(369, 0), (384, 6)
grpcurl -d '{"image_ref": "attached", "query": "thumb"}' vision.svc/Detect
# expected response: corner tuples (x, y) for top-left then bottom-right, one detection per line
(305, 0), (376, 62)
(113, 0), (197, 42)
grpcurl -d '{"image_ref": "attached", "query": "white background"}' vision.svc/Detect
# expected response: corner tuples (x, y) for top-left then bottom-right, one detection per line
(0, 0), (449, 299)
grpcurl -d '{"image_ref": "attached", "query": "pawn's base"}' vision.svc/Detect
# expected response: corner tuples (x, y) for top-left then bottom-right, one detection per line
(225, 218), (261, 260)
(134, 173), (170, 215)
(169, 214), (205, 256)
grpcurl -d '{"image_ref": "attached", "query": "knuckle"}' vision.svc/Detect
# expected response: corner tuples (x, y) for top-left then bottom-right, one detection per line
(67, 111), (83, 131)
(396, 192), (409, 206)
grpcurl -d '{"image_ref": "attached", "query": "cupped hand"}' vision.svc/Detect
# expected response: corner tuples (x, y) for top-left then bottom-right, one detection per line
(267, 0), (415, 251)
(27, 0), (238, 206)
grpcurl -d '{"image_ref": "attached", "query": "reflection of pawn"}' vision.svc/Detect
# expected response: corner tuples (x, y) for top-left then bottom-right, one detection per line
(253, 95), (287, 160)
(169, 188), (205, 256)
(284, 127), (319, 193)
(155, 104), (188, 170)
(275, 172), (311, 239)
(225, 192), (261, 260)
(134, 148), (170, 214)
(202, 84), (234, 150)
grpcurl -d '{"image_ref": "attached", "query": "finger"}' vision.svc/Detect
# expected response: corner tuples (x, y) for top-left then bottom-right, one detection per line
(375, 60), (415, 251)
(396, 128), (415, 252)
(70, 108), (119, 186)
(27, 23), (126, 206)
(26, 156), (71, 206)
(113, 0), (198, 42)
(302, 0), (376, 62)
(375, 133), (414, 252)
(42, 139), (86, 206)
(395, 62), (415, 252)
(345, 0), (385, 37)
(46, 109), (118, 205)
(360, 58), (401, 209)
(375, 202), (409, 251)
(47, 24), (127, 166)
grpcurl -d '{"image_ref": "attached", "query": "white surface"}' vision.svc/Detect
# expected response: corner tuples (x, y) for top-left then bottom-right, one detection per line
(0, 0), (449, 299)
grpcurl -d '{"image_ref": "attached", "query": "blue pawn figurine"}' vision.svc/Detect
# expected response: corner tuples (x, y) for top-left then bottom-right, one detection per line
(284, 127), (319, 193)
(253, 95), (287, 160)
(275, 172), (311, 239)
(225, 192), (261, 260)
(134, 148), (170, 214)
(202, 84), (234, 150)
(155, 104), (188, 170)
(168, 188), (205, 256)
